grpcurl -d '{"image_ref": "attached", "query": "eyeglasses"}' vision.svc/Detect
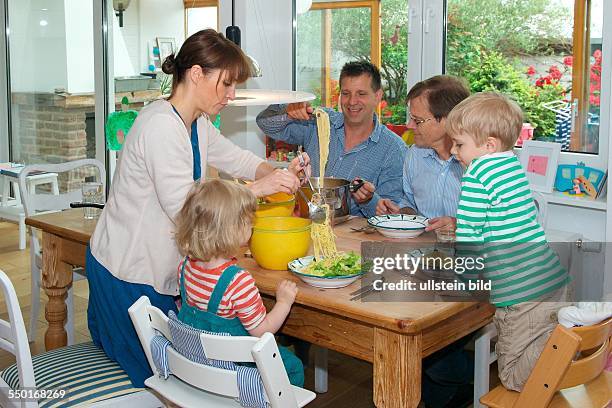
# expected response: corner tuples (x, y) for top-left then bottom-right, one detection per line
(408, 113), (434, 126)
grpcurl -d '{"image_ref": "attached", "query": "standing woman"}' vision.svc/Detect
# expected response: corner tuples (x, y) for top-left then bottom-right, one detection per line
(87, 29), (309, 387)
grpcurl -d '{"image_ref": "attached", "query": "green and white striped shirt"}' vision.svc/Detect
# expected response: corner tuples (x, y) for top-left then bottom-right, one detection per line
(456, 152), (568, 307)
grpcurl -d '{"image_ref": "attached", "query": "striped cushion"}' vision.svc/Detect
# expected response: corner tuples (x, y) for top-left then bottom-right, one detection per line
(0, 342), (144, 407)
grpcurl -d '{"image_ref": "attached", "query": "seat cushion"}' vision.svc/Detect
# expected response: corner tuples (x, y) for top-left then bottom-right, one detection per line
(1, 341), (145, 407)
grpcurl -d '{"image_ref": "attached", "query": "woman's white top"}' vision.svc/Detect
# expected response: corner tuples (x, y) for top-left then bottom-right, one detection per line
(90, 99), (264, 295)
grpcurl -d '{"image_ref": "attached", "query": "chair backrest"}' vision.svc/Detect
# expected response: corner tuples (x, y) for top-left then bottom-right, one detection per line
(0, 269), (37, 407)
(515, 319), (612, 407)
(17, 159), (106, 255)
(128, 296), (299, 407)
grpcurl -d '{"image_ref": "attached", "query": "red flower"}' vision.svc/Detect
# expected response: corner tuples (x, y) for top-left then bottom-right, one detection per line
(549, 65), (562, 80)
(526, 65), (536, 76)
(589, 94), (600, 106)
(563, 56), (573, 66)
(380, 100), (388, 110)
(593, 49), (602, 60)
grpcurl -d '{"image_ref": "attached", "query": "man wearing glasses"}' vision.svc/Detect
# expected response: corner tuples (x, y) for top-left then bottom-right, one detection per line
(376, 75), (470, 232)
(379, 75), (473, 408)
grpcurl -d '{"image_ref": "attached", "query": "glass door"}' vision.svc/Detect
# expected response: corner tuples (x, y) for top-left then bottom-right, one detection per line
(6, 0), (101, 166)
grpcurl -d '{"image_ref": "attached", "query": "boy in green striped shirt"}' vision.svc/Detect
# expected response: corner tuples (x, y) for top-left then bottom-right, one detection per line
(446, 92), (571, 392)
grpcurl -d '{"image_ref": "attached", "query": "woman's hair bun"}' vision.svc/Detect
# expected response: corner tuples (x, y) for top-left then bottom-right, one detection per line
(161, 54), (177, 75)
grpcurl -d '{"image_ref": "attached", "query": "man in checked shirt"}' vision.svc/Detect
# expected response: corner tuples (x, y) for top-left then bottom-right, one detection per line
(256, 61), (408, 218)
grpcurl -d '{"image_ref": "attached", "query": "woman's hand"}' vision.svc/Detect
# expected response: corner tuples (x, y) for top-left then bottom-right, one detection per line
(351, 178), (375, 204)
(287, 102), (313, 121)
(248, 169), (301, 197)
(425, 216), (456, 232)
(376, 198), (400, 215)
(288, 152), (311, 185)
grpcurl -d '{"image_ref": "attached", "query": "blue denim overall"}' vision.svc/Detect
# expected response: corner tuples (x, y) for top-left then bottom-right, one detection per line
(177, 258), (304, 387)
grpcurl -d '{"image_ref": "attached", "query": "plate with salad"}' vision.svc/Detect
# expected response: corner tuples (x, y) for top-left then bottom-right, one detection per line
(288, 252), (365, 288)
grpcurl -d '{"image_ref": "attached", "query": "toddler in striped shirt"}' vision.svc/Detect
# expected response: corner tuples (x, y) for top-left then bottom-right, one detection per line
(446, 92), (571, 392)
(173, 179), (304, 387)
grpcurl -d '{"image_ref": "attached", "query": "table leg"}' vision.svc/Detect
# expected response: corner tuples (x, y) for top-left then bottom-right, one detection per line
(41, 232), (73, 350)
(373, 328), (422, 408)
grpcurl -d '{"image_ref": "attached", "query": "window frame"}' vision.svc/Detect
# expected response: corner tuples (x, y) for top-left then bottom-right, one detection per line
(304, 0), (381, 107)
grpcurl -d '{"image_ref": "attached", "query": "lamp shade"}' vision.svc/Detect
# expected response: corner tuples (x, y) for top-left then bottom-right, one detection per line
(296, 0), (312, 14)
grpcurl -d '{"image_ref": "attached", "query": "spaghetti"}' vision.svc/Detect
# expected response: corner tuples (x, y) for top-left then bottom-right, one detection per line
(314, 108), (331, 184)
(311, 194), (337, 260)
(310, 109), (338, 260)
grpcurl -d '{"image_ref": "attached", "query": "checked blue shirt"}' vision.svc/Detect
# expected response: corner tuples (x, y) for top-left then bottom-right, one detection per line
(402, 146), (463, 219)
(256, 104), (408, 218)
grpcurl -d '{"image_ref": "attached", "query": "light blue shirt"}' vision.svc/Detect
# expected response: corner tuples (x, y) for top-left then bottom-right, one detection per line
(402, 146), (463, 219)
(256, 105), (408, 218)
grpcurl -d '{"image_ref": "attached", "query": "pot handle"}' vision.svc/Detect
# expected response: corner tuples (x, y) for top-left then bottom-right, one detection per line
(349, 178), (365, 193)
(70, 202), (105, 209)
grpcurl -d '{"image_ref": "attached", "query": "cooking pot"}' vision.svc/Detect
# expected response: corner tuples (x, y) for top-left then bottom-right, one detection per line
(296, 177), (364, 225)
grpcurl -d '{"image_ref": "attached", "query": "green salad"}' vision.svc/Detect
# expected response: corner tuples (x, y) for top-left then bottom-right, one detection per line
(302, 252), (363, 277)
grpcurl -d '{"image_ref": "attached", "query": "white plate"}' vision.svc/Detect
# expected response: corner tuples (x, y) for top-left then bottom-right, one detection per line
(367, 214), (429, 238)
(288, 256), (363, 288)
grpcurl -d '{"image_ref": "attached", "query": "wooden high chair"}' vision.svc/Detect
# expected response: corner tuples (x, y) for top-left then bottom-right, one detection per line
(480, 318), (612, 408)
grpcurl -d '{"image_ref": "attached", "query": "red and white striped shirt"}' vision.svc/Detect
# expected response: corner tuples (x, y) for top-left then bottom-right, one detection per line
(178, 258), (267, 330)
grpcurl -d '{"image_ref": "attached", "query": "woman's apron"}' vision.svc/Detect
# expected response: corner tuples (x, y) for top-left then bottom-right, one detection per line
(177, 258), (304, 387)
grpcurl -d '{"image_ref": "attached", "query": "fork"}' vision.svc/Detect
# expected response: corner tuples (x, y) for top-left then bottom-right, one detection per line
(349, 276), (386, 301)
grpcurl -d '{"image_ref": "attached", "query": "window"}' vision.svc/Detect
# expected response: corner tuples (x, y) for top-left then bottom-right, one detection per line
(444, 0), (606, 163)
(184, 0), (218, 36)
(295, 1), (381, 109)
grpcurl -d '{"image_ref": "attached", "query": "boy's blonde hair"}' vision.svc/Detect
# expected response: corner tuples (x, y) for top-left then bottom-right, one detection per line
(175, 179), (257, 261)
(446, 92), (524, 150)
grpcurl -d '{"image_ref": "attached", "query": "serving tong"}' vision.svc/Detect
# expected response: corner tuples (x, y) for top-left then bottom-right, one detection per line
(297, 151), (327, 224)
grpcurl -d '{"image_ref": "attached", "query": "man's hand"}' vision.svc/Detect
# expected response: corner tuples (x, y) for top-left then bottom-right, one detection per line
(287, 102), (314, 120)
(351, 178), (375, 204)
(376, 198), (400, 215)
(425, 216), (457, 232)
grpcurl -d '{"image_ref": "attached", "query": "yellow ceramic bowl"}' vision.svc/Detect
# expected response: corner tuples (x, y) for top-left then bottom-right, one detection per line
(250, 216), (311, 270)
(256, 192), (295, 218)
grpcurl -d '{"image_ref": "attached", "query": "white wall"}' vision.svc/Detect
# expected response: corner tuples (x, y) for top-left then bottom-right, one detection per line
(138, 0), (185, 72)
(219, 0), (294, 157)
(118, 0), (141, 74)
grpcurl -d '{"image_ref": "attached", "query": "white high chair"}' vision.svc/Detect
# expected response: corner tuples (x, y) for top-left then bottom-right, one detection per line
(128, 295), (316, 407)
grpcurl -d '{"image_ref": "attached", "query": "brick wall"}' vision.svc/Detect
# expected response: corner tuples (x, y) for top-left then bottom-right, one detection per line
(15, 101), (92, 192)
(13, 91), (156, 193)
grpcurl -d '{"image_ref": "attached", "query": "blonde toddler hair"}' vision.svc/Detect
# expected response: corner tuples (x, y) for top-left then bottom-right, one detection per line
(175, 179), (257, 261)
(446, 92), (524, 150)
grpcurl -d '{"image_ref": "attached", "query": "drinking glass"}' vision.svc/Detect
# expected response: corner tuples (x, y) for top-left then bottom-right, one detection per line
(81, 182), (103, 219)
(435, 225), (456, 257)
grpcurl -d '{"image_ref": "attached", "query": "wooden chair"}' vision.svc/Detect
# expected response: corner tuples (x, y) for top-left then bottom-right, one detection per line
(480, 318), (612, 408)
(18, 159), (105, 345)
(0, 268), (162, 407)
(128, 296), (316, 407)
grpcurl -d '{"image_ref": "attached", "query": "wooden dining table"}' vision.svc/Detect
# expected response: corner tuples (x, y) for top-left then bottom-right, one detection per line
(26, 209), (494, 408)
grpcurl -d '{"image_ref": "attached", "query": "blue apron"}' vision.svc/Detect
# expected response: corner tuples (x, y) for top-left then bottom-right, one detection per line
(177, 258), (304, 387)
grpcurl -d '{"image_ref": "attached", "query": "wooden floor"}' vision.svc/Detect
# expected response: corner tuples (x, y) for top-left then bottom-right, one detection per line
(0, 220), (378, 407)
